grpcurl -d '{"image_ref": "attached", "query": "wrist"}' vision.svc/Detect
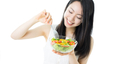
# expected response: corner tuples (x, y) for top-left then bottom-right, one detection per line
(29, 16), (39, 23)
(68, 51), (79, 64)
(68, 50), (75, 55)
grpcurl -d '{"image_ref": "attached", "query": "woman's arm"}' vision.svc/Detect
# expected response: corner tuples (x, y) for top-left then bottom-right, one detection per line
(11, 10), (52, 40)
(69, 51), (79, 64)
(78, 36), (94, 64)
(69, 37), (94, 64)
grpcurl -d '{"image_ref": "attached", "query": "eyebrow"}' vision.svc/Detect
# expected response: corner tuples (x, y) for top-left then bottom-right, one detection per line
(70, 7), (75, 12)
(70, 7), (82, 16)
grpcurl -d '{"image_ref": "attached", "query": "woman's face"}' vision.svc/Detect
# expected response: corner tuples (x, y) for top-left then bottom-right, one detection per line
(64, 1), (83, 28)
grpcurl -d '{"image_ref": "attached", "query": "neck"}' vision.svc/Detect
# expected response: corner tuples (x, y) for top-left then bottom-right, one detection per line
(65, 27), (76, 37)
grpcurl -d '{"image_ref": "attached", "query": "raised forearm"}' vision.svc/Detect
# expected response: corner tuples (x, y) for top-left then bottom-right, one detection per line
(11, 10), (52, 40)
(69, 53), (79, 64)
(11, 17), (38, 39)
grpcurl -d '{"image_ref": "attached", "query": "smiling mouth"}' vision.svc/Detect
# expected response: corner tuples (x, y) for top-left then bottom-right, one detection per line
(66, 18), (74, 25)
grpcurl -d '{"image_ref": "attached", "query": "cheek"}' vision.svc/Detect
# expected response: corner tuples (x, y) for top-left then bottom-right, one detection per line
(75, 19), (81, 25)
(64, 11), (70, 19)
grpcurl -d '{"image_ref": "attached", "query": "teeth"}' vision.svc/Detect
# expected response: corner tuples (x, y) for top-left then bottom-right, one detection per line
(68, 20), (72, 24)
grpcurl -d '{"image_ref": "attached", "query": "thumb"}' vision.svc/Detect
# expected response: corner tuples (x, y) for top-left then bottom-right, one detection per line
(42, 9), (46, 16)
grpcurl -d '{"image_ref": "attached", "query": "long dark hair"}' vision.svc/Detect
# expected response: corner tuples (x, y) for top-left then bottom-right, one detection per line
(56, 0), (94, 59)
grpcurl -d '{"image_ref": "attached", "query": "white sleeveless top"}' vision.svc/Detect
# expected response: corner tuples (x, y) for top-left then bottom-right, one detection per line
(43, 24), (79, 64)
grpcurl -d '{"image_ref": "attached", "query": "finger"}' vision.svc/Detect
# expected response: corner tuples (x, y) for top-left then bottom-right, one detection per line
(52, 50), (57, 53)
(47, 15), (52, 23)
(59, 52), (69, 55)
(63, 53), (69, 55)
(53, 50), (68, 56)
(56, 52), (64, 55)
(52, 49), (55, 52)
(42, 9), (46, 16)
(45, 12), (50, 19)
(46, 19), (53, 25)
(68, 53), (71, 54)
(56, 52), (62, 55)
(52, 50), (55, 52)
(58, 53), (65, 56)
(44, 13), (49, 23)
(43, 9), (47, 15)
(53, 51), (56, 53)
(52, 50), (54, 51)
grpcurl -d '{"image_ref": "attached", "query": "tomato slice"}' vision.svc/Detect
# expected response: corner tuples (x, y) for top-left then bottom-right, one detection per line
(67, 41), (69, 43)
(73, 42), (75, 45)
(58, 41), (61, 43)
(69, 42), (73, 45)
(61, 45), (69, 47)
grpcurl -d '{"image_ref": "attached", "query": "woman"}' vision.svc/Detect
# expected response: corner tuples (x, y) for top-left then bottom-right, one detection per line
(11, 0), (94, 64)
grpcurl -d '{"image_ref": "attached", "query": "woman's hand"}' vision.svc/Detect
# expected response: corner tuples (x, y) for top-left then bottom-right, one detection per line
(52, 50), (75, 56)
(33, 9), (53, 25)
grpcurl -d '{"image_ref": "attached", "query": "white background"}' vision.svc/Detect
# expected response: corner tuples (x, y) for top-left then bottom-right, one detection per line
(0, 0), (113, 64)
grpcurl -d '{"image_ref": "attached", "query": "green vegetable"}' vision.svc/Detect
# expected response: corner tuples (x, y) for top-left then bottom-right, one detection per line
(52, 43), (73, 53)
(71, 39), (75, 42)
(52, 44), (63, 51)
(66, 39), (72, 42)
(51, 38), (55, 41)
(62, 40), (65, 43)
(51, 37), (75, 53)
(64, 43), (70, 46)
(55, 38), (59, 41)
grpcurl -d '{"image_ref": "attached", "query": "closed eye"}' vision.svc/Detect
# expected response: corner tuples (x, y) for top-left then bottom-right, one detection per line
(77, 17), (82, 20)
(69, 10), (73, 14)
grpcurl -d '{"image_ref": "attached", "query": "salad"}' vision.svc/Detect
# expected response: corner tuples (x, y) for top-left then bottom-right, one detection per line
(50, 37), (77, 53)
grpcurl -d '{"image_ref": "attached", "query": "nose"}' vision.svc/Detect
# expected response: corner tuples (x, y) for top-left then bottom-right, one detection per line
(69, 15), (75, 22)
